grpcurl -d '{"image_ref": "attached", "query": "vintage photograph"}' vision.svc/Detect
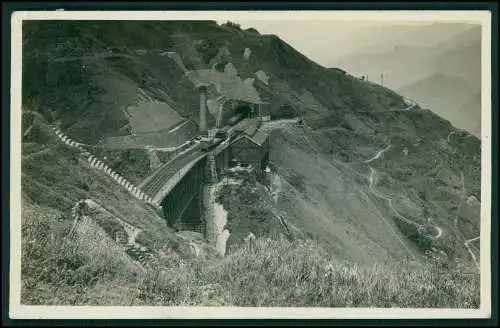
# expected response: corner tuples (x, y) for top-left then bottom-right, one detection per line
(10, 9), (492, 319)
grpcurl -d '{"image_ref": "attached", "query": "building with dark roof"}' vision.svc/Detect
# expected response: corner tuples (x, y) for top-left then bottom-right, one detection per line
(230, 129), (270, 174)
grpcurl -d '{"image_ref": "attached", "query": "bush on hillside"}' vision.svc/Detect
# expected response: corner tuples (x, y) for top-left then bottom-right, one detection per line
(222, 21), (242, 30)
(216, 180), (284, 248)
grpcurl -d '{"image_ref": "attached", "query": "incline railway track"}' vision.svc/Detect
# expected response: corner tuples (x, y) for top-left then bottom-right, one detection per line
(141, 147), (204, 198)
(138, 117), (261, 202)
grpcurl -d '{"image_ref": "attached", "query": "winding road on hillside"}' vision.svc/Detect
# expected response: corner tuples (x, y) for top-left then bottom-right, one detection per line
(22, 146), (54, 159)
(364, 145), (443, 241)
(363, 145), (392, 163)
(365, 142), (480, 266)
(453, 170), (480, 266)
(464, 237), (480, 265)
(356, 97), (418, 114)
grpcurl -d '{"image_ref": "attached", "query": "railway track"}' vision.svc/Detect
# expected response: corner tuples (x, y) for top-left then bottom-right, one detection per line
(141, 147), (204, 198)
(139, 118), (253, 201)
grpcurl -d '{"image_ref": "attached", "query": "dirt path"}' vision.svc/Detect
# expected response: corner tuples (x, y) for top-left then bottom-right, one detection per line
(364, 144), (442, 241)
(452, 171), (480, 266)
(22, 146), (53, 159)
(402, 97), (418, 111)
(464, 236), (480, 266)
(264, 118), (299, 130)
(366, 145), (477, 265)
(363, 145), (392, 163)
(84, 199), (143, 247)
(368, 166), (442, 240)
(23, 124), (34, 138)
(168, 120), (191, 134)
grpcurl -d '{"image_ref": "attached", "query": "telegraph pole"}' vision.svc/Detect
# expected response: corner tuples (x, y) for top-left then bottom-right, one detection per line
(381, 73), (384, 87)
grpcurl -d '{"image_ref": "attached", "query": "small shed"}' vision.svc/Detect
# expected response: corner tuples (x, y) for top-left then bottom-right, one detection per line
(230, 130), (270, 174)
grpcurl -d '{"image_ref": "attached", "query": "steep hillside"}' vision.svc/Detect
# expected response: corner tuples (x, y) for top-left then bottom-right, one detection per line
(22, 20), (406, 146)
(20, 20), (481, 307)
(265, 108), (480, 268)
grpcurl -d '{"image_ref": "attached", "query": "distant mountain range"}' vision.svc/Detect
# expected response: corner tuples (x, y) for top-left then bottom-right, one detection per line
(336, 23), (481, 137)
(398, 73), (481, 137)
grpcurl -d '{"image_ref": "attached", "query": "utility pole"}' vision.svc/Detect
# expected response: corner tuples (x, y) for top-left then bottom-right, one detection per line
(381, 73), (384, 87)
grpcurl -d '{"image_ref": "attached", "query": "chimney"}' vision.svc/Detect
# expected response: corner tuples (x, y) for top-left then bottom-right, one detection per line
(197, 84), (208, 132)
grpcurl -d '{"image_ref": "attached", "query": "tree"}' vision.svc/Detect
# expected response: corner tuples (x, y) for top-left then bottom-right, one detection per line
(222, 21), (242, 30)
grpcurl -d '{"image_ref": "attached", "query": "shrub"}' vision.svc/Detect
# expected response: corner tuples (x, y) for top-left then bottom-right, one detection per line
(222, 21), (242, 30)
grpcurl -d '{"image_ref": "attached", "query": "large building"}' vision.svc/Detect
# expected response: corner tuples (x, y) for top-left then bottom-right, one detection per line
(230, 129), (270, 175)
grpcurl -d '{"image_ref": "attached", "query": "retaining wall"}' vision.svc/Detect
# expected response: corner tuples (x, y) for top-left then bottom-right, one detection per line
(51, 126), (161, 209)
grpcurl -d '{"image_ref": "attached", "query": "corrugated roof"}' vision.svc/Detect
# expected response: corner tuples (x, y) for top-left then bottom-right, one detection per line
(232, 129), (269, 148)
(248, 130), (269, 146)
(243, 118), (260, 136)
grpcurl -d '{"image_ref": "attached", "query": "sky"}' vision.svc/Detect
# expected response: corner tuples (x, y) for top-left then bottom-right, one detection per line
(214, 19), (477, 68)
(216, 20), (435, 67)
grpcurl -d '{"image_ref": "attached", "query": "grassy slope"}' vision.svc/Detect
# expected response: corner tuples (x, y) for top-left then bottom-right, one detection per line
(264, 105), (481, 267)
(269, 125), (421, 267)
(22, 199), (479, 307)
(89, 146), (151, 185)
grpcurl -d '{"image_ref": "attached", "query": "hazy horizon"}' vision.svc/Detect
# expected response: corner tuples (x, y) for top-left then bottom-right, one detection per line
(217, 20), (479, 68)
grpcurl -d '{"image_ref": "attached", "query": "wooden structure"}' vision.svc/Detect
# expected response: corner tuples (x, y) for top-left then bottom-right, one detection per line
(230, 130), (270, 175)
